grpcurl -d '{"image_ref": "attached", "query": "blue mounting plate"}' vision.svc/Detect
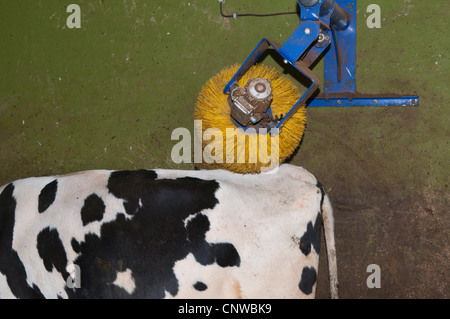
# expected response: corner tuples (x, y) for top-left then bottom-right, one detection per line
(323, 0), (357, 94)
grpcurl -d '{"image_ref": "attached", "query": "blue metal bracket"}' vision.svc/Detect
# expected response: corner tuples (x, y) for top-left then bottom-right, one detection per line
(323, 0), (356, 94)
(307, 95), (419, 107)
(223, 0), (419, 134)
(307, 0), (418, 107)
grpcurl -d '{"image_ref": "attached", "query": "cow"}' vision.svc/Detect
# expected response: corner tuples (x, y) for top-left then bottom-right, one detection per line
(0, 164), (338, 299)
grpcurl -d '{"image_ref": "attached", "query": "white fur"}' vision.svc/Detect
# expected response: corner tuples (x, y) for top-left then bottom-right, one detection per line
(0, 164), (337, 299)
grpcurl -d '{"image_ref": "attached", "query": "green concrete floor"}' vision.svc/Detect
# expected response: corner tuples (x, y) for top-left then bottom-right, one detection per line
(0, 0), (448, 298)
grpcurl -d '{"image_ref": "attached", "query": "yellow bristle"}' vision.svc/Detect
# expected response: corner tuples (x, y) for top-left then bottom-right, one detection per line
(195, 64), (306, 174)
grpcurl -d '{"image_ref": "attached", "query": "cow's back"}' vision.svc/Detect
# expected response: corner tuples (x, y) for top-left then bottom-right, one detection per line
(0, 164), (337, 299)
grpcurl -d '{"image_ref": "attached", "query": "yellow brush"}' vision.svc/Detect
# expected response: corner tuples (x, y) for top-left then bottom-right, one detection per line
(194, 64), (306, 174)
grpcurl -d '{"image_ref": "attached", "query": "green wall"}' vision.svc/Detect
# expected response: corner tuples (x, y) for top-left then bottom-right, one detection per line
(0, 0), (448, 298)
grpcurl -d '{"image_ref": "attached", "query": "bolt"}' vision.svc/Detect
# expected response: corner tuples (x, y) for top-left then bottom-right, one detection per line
(373, 99), (378, 104)
(337, 100), (342, 104)
(255, 83), (266, 93)
(283, 59), (289, 64)
(299, 0), (320, 7)
(305, 28), (311, 35)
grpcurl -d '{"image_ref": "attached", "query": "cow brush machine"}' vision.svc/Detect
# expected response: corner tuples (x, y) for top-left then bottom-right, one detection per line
(195, 0), (419, 174)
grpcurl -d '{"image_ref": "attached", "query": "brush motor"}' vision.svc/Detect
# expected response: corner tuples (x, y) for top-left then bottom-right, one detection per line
(228, 78), (274, 128)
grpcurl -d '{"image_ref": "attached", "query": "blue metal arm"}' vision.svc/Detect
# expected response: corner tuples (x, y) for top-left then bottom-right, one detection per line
(223, 0), (419, 135)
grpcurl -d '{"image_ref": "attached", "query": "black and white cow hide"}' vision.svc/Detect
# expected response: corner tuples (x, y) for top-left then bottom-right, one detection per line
(0, 164), (338, 299)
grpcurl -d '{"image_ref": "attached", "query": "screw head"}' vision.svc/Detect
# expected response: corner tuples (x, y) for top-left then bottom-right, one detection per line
(299, 0), (320, 7)
(255, 83), (266, 93)
(305, 28), (311, 35)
